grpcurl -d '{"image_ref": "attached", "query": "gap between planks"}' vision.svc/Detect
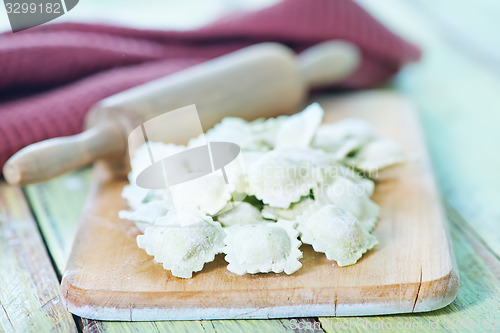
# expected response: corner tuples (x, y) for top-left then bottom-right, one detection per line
(0, 183), (78, 332)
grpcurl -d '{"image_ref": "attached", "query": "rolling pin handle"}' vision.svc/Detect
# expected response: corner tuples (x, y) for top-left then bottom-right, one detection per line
(298, 40), (361, 89)
(3, 121), (126, 186)
(2, 41), (360, 186)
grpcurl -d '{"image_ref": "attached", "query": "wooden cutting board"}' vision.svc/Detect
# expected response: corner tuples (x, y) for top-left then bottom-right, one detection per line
(61, 92), (459, 321)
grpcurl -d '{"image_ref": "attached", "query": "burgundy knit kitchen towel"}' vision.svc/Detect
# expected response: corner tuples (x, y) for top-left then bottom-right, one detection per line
(0, 0), (420, 169)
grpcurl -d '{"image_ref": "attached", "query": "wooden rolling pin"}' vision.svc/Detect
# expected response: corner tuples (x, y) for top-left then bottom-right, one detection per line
(3, 41), (360, 185)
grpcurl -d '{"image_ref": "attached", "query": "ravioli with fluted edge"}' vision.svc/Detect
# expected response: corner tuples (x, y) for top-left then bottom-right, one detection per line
(137, 215), (225, 279)
(223, 221), (303, 275)
(314, 176), (379, 232)
(297, 205), (378, 266)
(217, 202), (267, 227)
(121, 103), (406, 278)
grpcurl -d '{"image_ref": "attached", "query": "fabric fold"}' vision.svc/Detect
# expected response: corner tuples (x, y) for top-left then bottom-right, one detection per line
(0, 0), (420, 169)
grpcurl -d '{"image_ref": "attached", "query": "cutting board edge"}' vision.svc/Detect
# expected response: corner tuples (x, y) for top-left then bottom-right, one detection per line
(61, 295), (455, 321)
(413, 250), (460, 313)
(60, 91), (461, 320)
(61, 266), (459, 320)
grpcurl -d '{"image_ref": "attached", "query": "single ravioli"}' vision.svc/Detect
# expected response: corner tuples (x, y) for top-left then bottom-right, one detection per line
(188, 117), (261, 151)
(312, 118), (377, 159)
(137, 217), (225, 278)
(223, 221), (302, 275)
(297, 205), (377, 266)
(316, 163), (375, 197)
(262, 197), (315, 222)
(247, 148), (327, 208)
(334, 165), (375, 197)
(249, 115), (288, 148)
(188, 116), (287, 152)
(119, 200), (169, 232)
(314, 176), (379, 232)
(219, 150), (248, 195)
(155, 209), (210, 227)
(121, 172), (169, 209)
(347, 139), (406, 172)
(217, 202), (266, 227)
(275, 103), (324, 149)
(169, 169), (232, 218)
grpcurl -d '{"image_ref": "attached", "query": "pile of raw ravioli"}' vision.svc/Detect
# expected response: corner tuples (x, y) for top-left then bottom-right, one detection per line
(120, 103), (405, 278)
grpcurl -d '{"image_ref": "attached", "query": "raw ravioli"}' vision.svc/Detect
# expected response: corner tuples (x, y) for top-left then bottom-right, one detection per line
(313, 118), (377, 159)
(327, 165), (375, 197)
(262, 197), (315, 221)
(122, 102), (404, 278)
(169, 170), (231, 218)
(249, 116), (288, 148)
(348, 139), (406, 172)
(137, 218), (224, 278)
(119, 200), (169, 232)
(155, 209), (210, 227)
(121, 183), (166, 210)
(314, 176), (379, 232)
(224, 221), (302, 275)
(188, 117), (261, 151)
(219, 151), (248, 195)
(246, 148), (326, 208)
(217, 202), (266, 227)
(188, 116), (287, 152)
(297, 205), (377, 266)
(275, 103), (324, 148)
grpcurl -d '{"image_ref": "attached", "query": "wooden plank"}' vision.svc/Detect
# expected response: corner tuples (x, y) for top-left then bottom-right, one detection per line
(79, 318), (323, 333)
(24, 167), (92, 273)
(319, 200), (500, 332)
(357, 0), (500, 257)
(80, 319), (214, 333)
(0, 182), (77, 332)
(209, 319), (314, 333)
(25, 171), (320, 332)
(58, 92), (457, 320)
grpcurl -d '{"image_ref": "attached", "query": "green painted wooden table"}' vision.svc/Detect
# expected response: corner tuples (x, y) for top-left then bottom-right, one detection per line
(1, 0), (499, 331)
